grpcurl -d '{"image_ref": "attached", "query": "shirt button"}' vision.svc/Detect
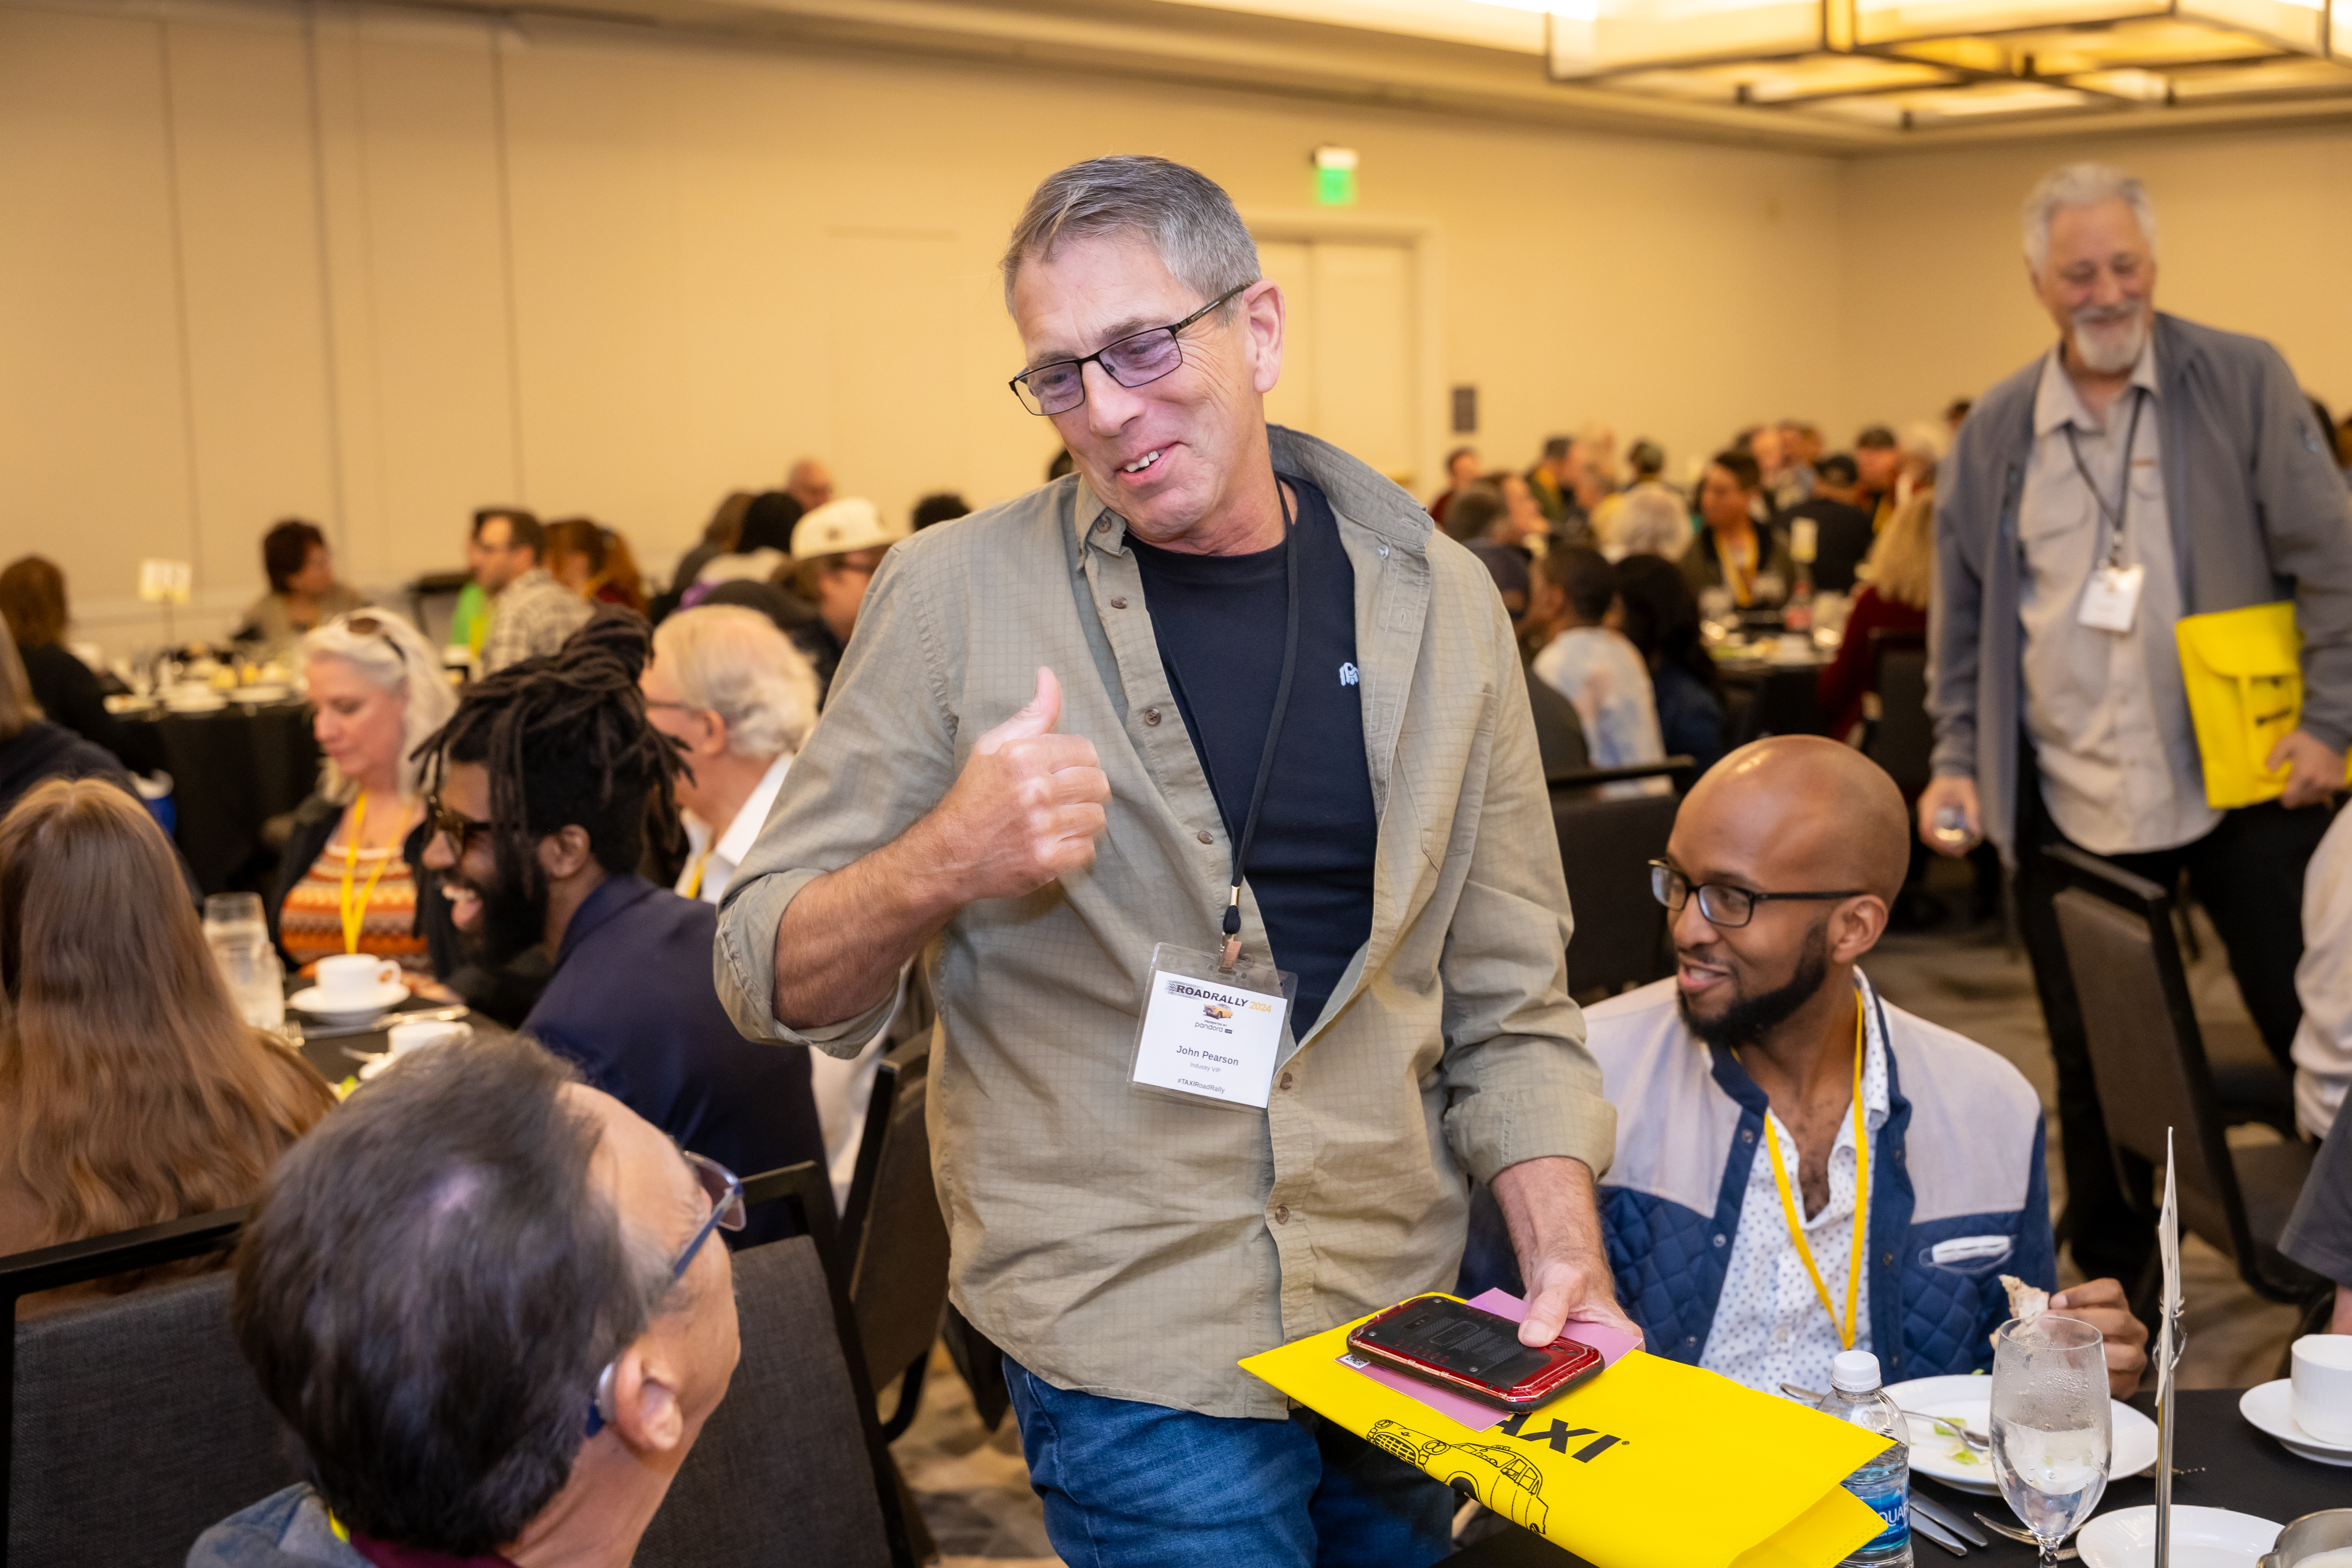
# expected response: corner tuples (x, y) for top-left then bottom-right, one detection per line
(1109, 596), (1128, 609)
(1741, 1129), (1756, 1144)
(1197, 830), (1214, 845)
(1377, 543), (1390, 558)
(1274, 1205), (1291, 1225)
(1093, 518), (1109, 532)
(1279, 1071), (1294, 1091)
(1712, 1233), (1727, 1248)
(1143, 707), (1162, 726)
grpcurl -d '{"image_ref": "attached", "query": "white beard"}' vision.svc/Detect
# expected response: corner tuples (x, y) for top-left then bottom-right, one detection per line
(2071, 303), (2149, 376)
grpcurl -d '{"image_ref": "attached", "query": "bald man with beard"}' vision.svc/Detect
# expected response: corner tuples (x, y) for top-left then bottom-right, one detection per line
(1584, 738), (2148, 1398)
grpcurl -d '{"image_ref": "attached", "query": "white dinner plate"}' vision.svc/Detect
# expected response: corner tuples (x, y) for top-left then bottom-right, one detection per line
(2239, 1379), (2352, 1467)
(103, 693), (156, 714)
(2076, 1505), (2280, 1568)
(1887, 1374), (2157, 1494)
(289, 981), (408, 1022)
(235, 682), (290, 703)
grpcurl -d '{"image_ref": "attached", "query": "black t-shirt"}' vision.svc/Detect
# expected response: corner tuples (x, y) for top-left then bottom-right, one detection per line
(1127, 476), (1377, 1035)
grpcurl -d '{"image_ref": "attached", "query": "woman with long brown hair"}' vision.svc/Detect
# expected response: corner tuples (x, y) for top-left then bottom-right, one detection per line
(0, 777), (335, 1310)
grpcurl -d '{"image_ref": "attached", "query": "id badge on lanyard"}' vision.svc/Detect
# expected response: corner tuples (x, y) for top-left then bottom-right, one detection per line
(1129, 943), (1296, 1111)
(1127, 469), (1304, 1114)
(2067, 387), (2149, 636)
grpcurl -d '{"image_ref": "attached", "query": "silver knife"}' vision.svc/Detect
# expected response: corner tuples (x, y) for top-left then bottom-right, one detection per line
(1912, 1511), (1968, 1557)
(1911, 1491), (1991, 1548)
(301, 1005), (469, 1041)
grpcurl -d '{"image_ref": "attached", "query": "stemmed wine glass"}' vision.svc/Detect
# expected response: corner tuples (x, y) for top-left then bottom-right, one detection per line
(1991, 1316), (2112, 1566)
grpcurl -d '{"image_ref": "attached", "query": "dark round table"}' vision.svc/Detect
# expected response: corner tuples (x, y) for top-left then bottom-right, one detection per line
(1441, 1388), (2348, 1566)
(1719, 655), (1832, 744)
(128, 700), (318, 894)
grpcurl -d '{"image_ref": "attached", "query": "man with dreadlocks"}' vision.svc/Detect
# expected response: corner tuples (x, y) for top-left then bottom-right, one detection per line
(419, 610), (822, 1245)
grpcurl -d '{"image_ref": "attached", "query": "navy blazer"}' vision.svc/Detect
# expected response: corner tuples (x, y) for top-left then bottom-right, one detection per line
(525, 874), (823, 1246)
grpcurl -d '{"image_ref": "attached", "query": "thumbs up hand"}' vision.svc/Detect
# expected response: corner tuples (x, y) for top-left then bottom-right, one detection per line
(930, 668), (1111, 903)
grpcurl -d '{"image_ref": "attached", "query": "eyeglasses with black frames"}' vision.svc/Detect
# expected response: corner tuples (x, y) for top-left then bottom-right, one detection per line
(585, 1150), (745, 1437)
(1006, 283), (1250, 417)
(1648, 860), (1868, 930)
(423, 793), (494, 859)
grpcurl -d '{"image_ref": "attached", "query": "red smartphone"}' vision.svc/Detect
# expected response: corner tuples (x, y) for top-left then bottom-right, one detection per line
(1347, 1295), (1604, 1412)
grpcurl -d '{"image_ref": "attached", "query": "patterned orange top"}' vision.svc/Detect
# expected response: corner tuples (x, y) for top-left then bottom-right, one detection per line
(279, 837), (430, 975)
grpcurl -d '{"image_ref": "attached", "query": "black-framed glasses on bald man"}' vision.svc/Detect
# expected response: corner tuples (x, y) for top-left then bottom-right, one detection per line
(1007, 283), (1250, 417)
(1648, 860), (1868, 930)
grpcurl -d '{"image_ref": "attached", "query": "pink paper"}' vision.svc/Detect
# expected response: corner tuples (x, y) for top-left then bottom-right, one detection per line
(1337, 1290), (1641, 1433)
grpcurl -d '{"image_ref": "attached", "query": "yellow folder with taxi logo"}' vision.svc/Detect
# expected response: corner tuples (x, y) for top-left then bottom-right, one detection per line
(1241, 1301), (1889, 1568)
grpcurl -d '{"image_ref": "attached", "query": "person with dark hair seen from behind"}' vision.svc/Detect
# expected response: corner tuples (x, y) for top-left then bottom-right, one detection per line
(913, 491), (973, 531)
(238, 519), (366, 658)
(1466, 541), (1591, 780)
(0, 618), (133, 822)
(1530, 548), (1665, 772)
(0, 778), (334, 1317)
(1619, 552), (1728, 774)
(475, 511), (593, 674)
(1438, 480), (1506, 545)
(1682, 450), (1793, 610)
(417, 611), (822, 1245)
(668, 491), (755, 603)
(543, 518), (647, 616)
(1770, 451), (1875, 595)
(0, 555), (163, 773)
(1426, 445), (1480, 530)
(1924, 164), (2352, 1289)
(189, 1034), (739, 1568)
(690, 489), (799, 594)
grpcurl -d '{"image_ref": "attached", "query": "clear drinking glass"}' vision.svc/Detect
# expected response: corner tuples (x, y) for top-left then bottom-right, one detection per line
(202, 892), (267, 948)
(1991, 1316), (2112, 1566)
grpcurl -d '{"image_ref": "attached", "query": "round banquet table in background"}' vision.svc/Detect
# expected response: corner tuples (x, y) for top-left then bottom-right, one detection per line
(1719, 654), (1831, 745)
(1438, 1387), (2348, 1566)
(129, 700), (319, 895)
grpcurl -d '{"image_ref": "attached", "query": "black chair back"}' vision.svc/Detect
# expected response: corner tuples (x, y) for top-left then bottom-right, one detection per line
(3, 1209), (292, 1568)
(1551, 760), (1691, 1000)
(841, 1046), (952, 1419)
(641, 1161), (915, 1568)
(2044, 846), (2319, 1304)
(1861, 629), (1932, 794)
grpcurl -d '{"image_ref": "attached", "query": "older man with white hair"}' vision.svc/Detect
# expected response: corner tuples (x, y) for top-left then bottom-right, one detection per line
(715, 154), (1623, 1566)
(1921, 162), (2352, 1287)
(642, 604), (821, 908)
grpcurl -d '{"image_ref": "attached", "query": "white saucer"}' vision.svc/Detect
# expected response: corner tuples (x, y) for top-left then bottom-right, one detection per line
(164, 693), (226, 713)
(289, 981), (407, 1022)
(1889, 1374), (2157, 1494)
(2077, 1505), (2279, 1568)
(2239, 1379), (2352, 1466)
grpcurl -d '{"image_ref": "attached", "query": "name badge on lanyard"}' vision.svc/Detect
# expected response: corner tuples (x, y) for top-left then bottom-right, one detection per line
(2078, 563), (2144, 633)
(1128, 469), (1303, 1114)
(2066, 387), (2149, 637)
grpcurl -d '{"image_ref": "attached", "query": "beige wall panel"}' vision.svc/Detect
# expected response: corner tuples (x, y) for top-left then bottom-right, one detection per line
(342, 15), (519, 583)
(1839, 127), (2352, 435)
(162, 17), (338, 603)
(0, 8), (195, 622)
(1310, 241), (1416, 483)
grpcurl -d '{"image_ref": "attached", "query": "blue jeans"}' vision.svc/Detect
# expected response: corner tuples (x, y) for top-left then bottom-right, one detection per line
(1004, 1359), (1456, 1568)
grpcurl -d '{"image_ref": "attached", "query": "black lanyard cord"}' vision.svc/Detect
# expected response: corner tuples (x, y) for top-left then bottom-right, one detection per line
(2063, 384), (2146, 571)
(1221, 475), (1301, 965)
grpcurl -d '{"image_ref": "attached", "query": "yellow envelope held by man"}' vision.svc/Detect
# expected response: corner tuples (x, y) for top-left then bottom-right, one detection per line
(1242, 1301), (1890, 1568)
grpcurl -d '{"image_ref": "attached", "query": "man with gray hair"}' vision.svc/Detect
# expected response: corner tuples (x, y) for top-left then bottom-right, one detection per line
(715, 154), (1625, 1564)
(642, 604), (821, 908)
(1922, 162), (2352, 1285)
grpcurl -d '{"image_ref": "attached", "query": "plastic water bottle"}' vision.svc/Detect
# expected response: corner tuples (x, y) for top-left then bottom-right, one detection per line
(1818, 1349), (1913, 1567)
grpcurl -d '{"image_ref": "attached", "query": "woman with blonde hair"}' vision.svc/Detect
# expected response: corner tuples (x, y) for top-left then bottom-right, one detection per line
(1817, 474), (1935, 744)
(0, 777), (335, 1309)
(269, 610), (460, 982)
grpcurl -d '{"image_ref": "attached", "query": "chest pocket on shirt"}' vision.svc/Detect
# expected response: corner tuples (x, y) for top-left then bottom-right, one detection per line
(1918, 1234), (2014, 1277)
(2016, 487), (2094, 552)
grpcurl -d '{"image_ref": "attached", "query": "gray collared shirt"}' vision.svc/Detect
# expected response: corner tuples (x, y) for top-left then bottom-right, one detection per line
(2016, 341), (2221, 855)
(714, 425), (1613, 1419)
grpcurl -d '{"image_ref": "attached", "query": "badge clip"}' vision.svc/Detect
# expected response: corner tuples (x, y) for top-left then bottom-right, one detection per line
(1219, 888), (1243, 972)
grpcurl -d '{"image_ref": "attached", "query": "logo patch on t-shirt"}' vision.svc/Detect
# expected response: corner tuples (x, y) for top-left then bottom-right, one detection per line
(1339, 662), (1360, 687)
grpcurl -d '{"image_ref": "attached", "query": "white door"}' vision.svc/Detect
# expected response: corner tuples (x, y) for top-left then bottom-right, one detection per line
(1253, 236), (1417, 490)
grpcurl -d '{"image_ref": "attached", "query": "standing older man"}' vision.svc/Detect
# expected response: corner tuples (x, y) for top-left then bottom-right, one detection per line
(715, 155), (1623, 1567)
(1922, 163), (2352, 1285)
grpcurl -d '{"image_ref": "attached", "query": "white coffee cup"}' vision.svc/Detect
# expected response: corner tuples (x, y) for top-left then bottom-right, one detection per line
(316, 953), (401, 1006)
(2291, 1332), (2352, 1443)
(385, 1019), (472, 1056)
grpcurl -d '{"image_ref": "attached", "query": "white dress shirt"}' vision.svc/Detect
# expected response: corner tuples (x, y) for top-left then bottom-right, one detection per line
(677, 752), (792, 907)
(1532, 627), (1666, 771)
(1700, 998), (1891, 1396)
(2016, 341), (2221, 856)
(2294, 805), (2352, 1139)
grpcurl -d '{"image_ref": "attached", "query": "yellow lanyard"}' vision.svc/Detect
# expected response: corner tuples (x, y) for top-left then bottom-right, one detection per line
(338, 792), (410, 955)
(1754, 991), (1871, 1350)
(681, 850), (710, 901)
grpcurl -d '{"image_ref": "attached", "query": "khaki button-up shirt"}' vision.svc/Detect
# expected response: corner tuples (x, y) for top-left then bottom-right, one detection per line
(715, 426), (1615, 1418)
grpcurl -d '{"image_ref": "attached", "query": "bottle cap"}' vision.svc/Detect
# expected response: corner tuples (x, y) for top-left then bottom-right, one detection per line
(1831, 1349), (1882, 1394)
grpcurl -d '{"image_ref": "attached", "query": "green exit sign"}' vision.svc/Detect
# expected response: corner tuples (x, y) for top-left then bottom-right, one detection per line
(1312, 146), (1358, 206)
